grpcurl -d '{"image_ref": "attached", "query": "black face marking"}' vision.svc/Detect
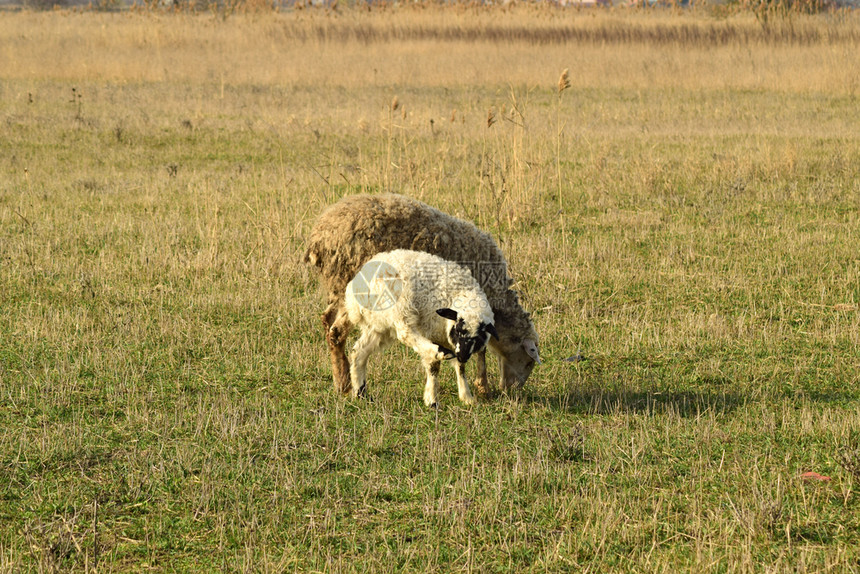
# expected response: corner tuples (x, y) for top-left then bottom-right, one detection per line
(449, 319), (493, 363)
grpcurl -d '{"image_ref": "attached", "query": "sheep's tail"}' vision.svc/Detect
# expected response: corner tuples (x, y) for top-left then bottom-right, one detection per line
(302, 240), (325, 269)
(302, 247), (317, 267)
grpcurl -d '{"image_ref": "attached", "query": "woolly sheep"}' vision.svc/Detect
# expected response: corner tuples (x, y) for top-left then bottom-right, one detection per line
(304, 193), (540, 397)
(345, 249), (498, 407)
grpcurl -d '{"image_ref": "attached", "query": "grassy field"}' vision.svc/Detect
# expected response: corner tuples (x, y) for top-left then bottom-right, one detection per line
(2, 5), (860, 571)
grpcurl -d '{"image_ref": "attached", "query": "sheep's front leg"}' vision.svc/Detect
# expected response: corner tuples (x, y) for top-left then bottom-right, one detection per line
(472, 349), (493, 399)
(350, 329), (389, 399)
(396, 326), (454, 364)
(454, 361), (476, 406)
(423, 359), (442, 408)
(396, 326), (453, 407)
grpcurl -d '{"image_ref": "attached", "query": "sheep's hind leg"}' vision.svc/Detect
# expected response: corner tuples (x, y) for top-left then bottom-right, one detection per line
(350, 330), (388, 400)
(454, 361), (476, 406)
(323, 300), (352, 395)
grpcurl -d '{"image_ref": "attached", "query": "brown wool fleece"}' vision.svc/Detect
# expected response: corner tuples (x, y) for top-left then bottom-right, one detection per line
(303, 193), (538, 345)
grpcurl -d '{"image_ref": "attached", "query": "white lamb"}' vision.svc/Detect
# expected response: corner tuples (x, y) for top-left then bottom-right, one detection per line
(344, 249), (498, 407)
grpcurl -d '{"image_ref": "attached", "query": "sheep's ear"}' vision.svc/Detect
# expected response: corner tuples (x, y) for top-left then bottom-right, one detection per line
(436, 308), (459, 321)
(486, 323), (499, 340)
(523, 339), (541, 364)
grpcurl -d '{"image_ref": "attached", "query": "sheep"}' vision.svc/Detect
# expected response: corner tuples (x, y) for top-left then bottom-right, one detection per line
(345, 249), (498, 407)
(303, 193), (540, 397)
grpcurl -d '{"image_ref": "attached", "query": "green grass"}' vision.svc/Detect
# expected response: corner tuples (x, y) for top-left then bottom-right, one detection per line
(3, 11), (860, 571)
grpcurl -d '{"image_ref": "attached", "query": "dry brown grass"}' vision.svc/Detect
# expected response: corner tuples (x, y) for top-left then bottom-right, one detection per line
(1, 7), (859, 93)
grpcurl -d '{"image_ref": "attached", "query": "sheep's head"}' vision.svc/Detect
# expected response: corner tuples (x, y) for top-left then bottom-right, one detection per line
(436, 308), (498, 364)
(489, 333), (541, 391)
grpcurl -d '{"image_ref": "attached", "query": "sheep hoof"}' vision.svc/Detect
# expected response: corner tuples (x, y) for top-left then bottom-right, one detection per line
(435, 345), (455, 361)
(423, 392), (438, 408)
(353, 381), (368, 398)
(474, 381), (496, 400)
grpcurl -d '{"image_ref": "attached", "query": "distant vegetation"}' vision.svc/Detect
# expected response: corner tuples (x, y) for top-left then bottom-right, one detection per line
(6, 0), (859, 16)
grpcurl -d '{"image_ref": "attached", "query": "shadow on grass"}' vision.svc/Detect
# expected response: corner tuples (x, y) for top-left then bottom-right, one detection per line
(520, 384), (860, 417)
(560, 387), (746, 417)
(520, 381), (747, 417)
